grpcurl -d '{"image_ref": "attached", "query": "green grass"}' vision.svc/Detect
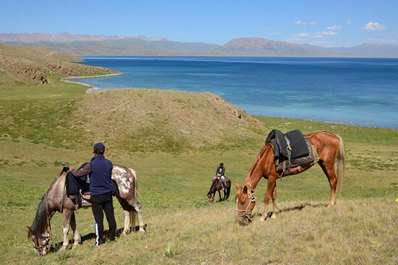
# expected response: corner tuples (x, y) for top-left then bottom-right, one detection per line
(1, 114), (397, 264)
(0, 46), (397, 264)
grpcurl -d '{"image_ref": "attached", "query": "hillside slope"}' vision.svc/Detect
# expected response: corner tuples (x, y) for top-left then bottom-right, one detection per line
(0, 43), (115, 86)
(70, 88), (265, 152)
(0, 43), (266, 152)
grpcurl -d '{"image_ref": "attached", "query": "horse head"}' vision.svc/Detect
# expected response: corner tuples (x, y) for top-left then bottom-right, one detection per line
(207, 177), (222, 202)
(235, 183), (256, 226)
(207, 191), (215, 202)
(27, 226), (51, 256)
(28, 187), (57, 256)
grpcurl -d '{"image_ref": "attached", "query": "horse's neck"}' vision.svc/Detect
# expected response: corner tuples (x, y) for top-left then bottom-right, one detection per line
(32, 174), (65, 234)
(244, 169), (262, 192)
(210, 180), (219, 192)
(47, 174), (66, 212)
(244, 145), (273, 191)
(31, 196), (52, 234)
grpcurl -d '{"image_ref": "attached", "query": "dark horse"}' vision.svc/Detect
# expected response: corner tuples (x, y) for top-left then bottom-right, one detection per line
(28, 165), (145, 256)
(235, 131), (345, 225)
(207, 176), (231, 202)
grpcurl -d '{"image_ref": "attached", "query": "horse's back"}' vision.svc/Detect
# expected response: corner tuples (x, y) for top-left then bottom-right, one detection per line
(306, 131), (341, 149)
(111, 164), (140, 209)
(305, 131), (344, 164)
(112, 165), (137, 186)
(305, 131), (341, 142)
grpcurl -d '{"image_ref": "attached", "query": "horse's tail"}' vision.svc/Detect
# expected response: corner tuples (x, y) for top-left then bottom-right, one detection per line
(128, 167), (142, 211)
(128, 168), (138, 191)
(335, 134), (345, 197)
(225, 180), (231, 200)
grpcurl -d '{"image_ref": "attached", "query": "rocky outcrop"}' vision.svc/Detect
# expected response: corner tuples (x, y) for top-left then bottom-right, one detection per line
(1, 55), (48, 84)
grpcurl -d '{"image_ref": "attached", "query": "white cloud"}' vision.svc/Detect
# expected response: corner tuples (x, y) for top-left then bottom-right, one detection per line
(288, 32), (312, 43)
(314, 31), (337, 38)
(363, 22), (385, 31)
(288, 28), (339, 44)
(295, 20), (317, 26)
(327, 25), (341, 31)
(346, 20), (352, 25)
(272, 32), (281, 36)
(293, 32), (311, 38)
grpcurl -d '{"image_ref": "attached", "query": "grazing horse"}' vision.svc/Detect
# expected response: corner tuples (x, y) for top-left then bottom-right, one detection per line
(28, 165), (145, 256)
(207, 176), (231, 202)
(235, 131), (345, 225)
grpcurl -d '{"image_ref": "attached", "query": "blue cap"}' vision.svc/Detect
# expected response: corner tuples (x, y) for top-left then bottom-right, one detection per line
(93, 143), (105, 154)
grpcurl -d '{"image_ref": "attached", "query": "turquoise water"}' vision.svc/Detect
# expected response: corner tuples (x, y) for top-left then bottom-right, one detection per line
(75, 57), (398, 129)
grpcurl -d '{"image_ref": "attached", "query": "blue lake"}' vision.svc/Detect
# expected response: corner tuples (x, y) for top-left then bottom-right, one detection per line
(74, 56), (398, 129)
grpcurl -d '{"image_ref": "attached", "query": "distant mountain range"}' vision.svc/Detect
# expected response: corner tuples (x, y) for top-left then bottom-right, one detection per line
(1, 33), (398, 58)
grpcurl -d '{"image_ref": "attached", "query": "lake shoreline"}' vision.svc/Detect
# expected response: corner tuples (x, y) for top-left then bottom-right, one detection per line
(61, 72), (122, 92)
(60, 73), (397, 131)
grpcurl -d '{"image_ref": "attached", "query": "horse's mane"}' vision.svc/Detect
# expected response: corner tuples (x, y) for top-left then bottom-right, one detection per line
(30, 171), (65, 235)
(31, 195), (49, 236)
(245, 144), (272, 187)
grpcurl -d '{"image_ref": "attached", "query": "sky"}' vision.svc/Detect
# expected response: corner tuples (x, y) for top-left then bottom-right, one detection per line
(1, 0), (397, 47)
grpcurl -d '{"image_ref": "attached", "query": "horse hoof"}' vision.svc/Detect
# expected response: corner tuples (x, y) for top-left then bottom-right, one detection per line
(122, 228), (131, 235)
(270, 213), (277, 219)
(259, 212), (269, 221)
(60, 245), (68, 251)
(134, 224), (146, 233)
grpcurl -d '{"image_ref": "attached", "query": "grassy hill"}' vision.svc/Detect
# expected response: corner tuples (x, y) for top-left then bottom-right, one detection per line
(0, 44), (397, 264)
(69, 88), (264, 152)
(0, 43), (115, 86)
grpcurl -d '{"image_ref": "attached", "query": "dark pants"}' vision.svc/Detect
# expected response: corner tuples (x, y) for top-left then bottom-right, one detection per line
(91, 194), (117, 245)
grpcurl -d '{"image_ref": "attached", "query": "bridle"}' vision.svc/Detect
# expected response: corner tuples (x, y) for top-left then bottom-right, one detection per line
(235, 189), (256, 222)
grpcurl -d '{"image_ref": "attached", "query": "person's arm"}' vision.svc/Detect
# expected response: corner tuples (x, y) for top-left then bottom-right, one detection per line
(70, 163), (91, 177)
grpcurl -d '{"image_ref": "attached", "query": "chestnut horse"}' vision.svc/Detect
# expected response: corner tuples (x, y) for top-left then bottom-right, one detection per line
(28, 165), (145, 256)
(235, 131), (345, 225)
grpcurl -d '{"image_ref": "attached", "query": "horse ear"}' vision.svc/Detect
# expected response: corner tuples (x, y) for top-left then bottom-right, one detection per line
(235, 183), (242, 190)
(242, 185), (248, 194)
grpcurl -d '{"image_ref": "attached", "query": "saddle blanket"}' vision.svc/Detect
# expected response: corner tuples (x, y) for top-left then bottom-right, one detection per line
(265, 129), (309, 161)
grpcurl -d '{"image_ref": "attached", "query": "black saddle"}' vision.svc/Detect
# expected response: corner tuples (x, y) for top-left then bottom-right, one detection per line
(265, 129), (314, 175)
(65, 163), (91, 208)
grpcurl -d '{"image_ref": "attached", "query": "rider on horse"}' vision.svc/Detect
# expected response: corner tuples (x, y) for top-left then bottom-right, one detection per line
(212, 162), (227, 190)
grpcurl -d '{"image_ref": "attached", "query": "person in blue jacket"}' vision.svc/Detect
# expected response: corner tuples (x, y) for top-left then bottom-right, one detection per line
(71, 142), (117, 245)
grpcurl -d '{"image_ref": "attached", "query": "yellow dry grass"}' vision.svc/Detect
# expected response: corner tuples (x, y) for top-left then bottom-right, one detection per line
(9, 199), (396, 265)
